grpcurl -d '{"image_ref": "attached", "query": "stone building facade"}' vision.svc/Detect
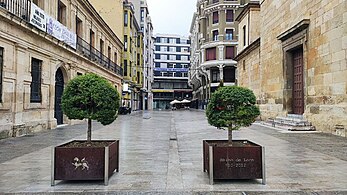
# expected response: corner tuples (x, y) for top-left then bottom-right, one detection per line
(235, 0), (347, 136)
(122, 1), (144, 111)
(0, 0), (123, 139)
(129, 0), (155, 110)
(189, 0), (242, 109)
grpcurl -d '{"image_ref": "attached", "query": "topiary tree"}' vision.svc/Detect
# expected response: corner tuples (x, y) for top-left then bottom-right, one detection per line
(61, 73), (120, 143)
(206, 86), (260, 145)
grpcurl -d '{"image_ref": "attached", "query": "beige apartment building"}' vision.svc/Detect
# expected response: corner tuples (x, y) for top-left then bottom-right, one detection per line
(0, 0), (123, 139)
(235, 0), (347, 136)
(189, 0), (241, 109)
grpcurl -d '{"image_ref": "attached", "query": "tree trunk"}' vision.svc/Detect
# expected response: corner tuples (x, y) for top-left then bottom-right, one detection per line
(228, 124), (233, 146)
(87, 118), (92, 143)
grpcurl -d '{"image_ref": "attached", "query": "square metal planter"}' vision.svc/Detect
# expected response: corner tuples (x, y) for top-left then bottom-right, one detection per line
(51, 140), (119, 186)
(203, 140), (265, 185)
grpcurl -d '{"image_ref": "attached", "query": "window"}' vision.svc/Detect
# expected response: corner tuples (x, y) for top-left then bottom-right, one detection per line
(160, 37), (167, 43)
(224, 67), (235, 82)
(225, 29), (233, 40)
(160, 55), (167, 60)
(176, 38), (180, 44)
(175, 72), (182, 77)
(225, 46), (235, 59)
(137, 72), (140, 83)
(124, 35), (128, 51)
(169, 55), (176, 60)
(100, 39), (104, 56)
(169, 47), (176, 52)
(30, 58), (42, 103)
(90, 30), (95, 47)
(130, 14), (133, 29)
(123, 60), (128, 76)
(167, 63), (173, 68)
(108, 46), (111, 60)
(176, 46), (181, 52)
(212, 0), (219, 3)
(155, 54), (160, 59)
(160, 46), (168, 52)
(129, 37), (132, 52)
(137, 53), (140, 66)
(206, 47), (216, 61)
(0, 47), (3, 102)
(154, 71), (161, 76)
(211, 69), (220, 82)
(212, 30), (218, 41)
(155, 62), (160, 68)
(58, 0), (66, 25)
(175, 63), (182, 68)
(141, 8), (144, 22)
(169, 38), (176, 44)
(183, 73), (188, 77)
(181, 56), (189, 61)
(124, 11), (128, 26)
(76, 16), (82, 37)
(212, 11), (219, 24)
(243, 25), (246, 46)
(226, 10), (234, 22)
(114, 52), (118, 64)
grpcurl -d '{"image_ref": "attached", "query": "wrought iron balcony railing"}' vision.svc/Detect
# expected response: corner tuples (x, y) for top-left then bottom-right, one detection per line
(0, 0), (30, 20)
(0, 0), (123, 76)
(76, 36), (123, 76)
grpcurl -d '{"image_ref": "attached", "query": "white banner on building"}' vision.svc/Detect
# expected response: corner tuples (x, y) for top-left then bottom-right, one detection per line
(46, 16), (77, 49)
(30, 3), (46, 32)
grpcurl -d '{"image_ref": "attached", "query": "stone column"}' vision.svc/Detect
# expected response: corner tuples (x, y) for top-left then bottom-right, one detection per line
(201, 48), (206, 64)
(218, 45), (224, 61)
(219, 64), (224, 81)
(12, 44), (27, 136)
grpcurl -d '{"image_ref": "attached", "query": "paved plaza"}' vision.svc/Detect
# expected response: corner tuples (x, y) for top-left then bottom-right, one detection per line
(0, 110), (346, 194)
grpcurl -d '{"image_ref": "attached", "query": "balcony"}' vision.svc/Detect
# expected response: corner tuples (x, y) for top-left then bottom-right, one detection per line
(0, 0), (30, 20)
(201, 36), (237, 44)
(76, 37), (123, 76)
(0, 0), (123, 77)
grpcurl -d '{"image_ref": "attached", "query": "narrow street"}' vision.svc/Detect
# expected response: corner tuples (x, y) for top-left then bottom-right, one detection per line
(0, 110), (346, 194)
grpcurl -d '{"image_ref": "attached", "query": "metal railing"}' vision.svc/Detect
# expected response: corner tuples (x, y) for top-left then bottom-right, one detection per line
(0, 1), (123, 77)
(76, 37), (123, 76)
(202, 37), (238, 43)
(0, 0), (30, 20)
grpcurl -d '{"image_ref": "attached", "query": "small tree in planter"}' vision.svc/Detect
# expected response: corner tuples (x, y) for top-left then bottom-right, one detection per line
(52, 73), (120, 186)
(206, 86), (260, 145)
(61, 73), (120, 143)
(203, 86), (265, 184)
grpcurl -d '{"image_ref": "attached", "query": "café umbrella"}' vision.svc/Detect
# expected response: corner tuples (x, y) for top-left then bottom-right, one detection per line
(170, 99), (181, 105)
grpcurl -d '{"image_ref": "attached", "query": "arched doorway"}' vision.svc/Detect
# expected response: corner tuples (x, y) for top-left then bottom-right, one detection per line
(54, 68), (64, 125)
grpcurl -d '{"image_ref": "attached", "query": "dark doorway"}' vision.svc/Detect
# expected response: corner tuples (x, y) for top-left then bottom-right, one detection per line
(54, 68), (64, 125)
(292, 48), (304, 114)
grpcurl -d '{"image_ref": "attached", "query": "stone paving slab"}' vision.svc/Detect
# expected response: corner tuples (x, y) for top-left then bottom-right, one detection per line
(0, 110), (346, 194)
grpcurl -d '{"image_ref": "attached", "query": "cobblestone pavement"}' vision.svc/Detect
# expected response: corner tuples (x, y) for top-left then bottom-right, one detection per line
(0, 110), (346, 194)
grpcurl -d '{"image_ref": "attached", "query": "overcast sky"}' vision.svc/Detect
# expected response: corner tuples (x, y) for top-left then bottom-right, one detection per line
(147, 0), (197, 37)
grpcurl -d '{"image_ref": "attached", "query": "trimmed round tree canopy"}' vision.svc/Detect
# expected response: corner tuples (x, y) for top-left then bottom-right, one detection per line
(61, 73), (120, 126)
(206, 86), (260, 130)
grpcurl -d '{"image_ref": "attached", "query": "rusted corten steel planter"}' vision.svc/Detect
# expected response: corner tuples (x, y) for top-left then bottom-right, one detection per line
(203, 140), (265, 185)
(51, 140), (119, 186)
